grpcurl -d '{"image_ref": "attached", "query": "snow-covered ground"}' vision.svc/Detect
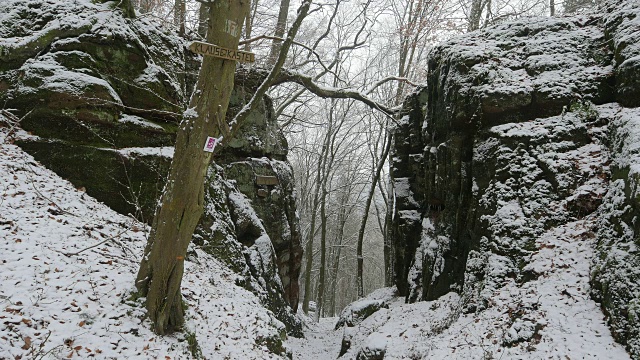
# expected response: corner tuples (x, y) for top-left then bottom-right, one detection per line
(288, 217), (631, 359)
(291, 221), (630, 359)
(288, 317), (341, 360)
(0, 126), (288, 359)
(0, 122), (631, 359)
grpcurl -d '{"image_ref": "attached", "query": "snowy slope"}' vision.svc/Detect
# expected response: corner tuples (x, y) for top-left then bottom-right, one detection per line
(308, 213), (631, 359)
(0, 126), (288, 359)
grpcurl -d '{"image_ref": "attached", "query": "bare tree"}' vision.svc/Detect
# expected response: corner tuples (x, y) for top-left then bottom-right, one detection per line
(135, 0), (313, 334)
(135, 0), (251, 334)
(267, 0), (291, 65)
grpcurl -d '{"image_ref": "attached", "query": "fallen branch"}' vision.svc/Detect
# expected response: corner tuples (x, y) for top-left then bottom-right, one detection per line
(0, 109), (33, 142)
(63, 227), (130, 257)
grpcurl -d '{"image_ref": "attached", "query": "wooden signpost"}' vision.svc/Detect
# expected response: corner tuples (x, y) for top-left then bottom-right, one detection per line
(256, 175), (279, 186)
(189, 41), (255, 63)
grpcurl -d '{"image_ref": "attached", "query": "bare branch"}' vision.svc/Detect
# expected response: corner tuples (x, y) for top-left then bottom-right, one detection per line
(228, 0), (314, 135)
(365, 76), (418, 95)
(271, 70), (397, 116)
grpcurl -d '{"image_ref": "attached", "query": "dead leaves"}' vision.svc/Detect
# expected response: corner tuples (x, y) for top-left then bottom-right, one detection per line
(21, 336), (31, 350)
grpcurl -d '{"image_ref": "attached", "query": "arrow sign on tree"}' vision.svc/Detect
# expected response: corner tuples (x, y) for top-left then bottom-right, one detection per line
(189, 40), (255, 63)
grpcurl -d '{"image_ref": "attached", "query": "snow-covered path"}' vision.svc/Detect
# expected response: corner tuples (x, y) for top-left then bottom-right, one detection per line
(288, 317), (342, 360)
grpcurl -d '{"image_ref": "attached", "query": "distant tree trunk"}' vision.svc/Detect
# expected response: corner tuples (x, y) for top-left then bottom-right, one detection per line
(329, 204), (346, 316)
(384, 183), (394, 287)
(549, 0), (555, 16)
(175, 0), (186, 36)
(482, 0), (492, 28)
(301, 219), (317, 314)
(198, 3), (209, 38)
(356, 131), (392, 298)
(302, 132), (330, 314)
(315, 99), (341, 319)
(244, 0), (260, 51)
(468, 0), (484, 32)
(135, 0), (250, 335)
(268, 0), (291, 65)
(315, 175), (328, 320)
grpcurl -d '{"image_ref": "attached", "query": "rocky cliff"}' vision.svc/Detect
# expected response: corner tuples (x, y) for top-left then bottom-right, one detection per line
(390, 0), (640, 356)
(0, 0), (302, 339)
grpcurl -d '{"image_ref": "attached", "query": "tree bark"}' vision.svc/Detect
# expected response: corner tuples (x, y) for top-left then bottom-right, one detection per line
(198, 3), (209, 38)
(268, 0), (291, 65)
(468, 0), (484, 32)
(301, 123), (330, 315)
(384, 182), (394, 287)
(135, 0), (250, 335)
(356, 131), (392, 298)
(175, 0), (186, 36)
(329, 198), (347, 316)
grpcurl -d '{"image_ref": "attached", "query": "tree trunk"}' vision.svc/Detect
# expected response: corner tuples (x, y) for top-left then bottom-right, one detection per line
(135, 0), (250, 335)
(468, 0), (484, 32)
(175, 0), (186, 36)
(315, 175), (328, 320)
(268, 0), (291, 65)
(383, 181), (394, 287)
(198, 3), (209, 38)
(356, 131), (392, 298)
(244, 0), (260, 51)
(301, 134), (329, 314)
(329, 204), (346, 316)
(550, 0), (555, 16)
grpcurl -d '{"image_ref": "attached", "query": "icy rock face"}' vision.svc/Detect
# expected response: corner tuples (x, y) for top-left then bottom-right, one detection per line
(390, 1), (640, 355)
(0, 0), (193, 220)
(195, 166), (303, 338)
(216, 67), (303, 323)
(0, 0), (303, 339)
(591, 106), (640, 354)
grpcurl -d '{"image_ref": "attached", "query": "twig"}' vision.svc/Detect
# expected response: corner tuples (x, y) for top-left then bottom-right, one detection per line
(22, 160), (78, 217)
(63, 227), (130, 257)
(0, 109), (32, 143)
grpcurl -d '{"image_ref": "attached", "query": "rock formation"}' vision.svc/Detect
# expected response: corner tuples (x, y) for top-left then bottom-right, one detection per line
(0, 0), (302, 338)
(389, 1), (640, 355)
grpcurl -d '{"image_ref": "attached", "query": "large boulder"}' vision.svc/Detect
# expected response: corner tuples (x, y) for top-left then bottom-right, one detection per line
(0, 0), (303, 339)
(0, 0), (190, 221)
(590, 106), (640, 354)
(389, 1), (640, 356)
(391, 11), (615, 301)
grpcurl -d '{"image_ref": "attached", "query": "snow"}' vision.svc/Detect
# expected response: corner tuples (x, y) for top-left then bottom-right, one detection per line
(20, 55), (123, 104)
(116, 146), (175, 158)
(0, 126), (288, 359)
(0, 0), (186, 107)
(609, 107), (640, 183)
(287, 317), (341, 360)
(118, 115), (165, 131)
(288, 216), (630, 359)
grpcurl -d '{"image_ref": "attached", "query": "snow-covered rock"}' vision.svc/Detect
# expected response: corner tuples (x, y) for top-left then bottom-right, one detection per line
(0, 0), (303, 342)
(0, 126), (290, 359)
(387, 0), (640, 357)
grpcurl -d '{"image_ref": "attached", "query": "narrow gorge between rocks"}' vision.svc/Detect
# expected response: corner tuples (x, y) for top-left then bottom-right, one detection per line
(1, 0), (640, 359)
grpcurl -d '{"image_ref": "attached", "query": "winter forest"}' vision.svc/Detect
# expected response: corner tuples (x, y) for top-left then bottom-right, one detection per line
(1, 0), (640, 358)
